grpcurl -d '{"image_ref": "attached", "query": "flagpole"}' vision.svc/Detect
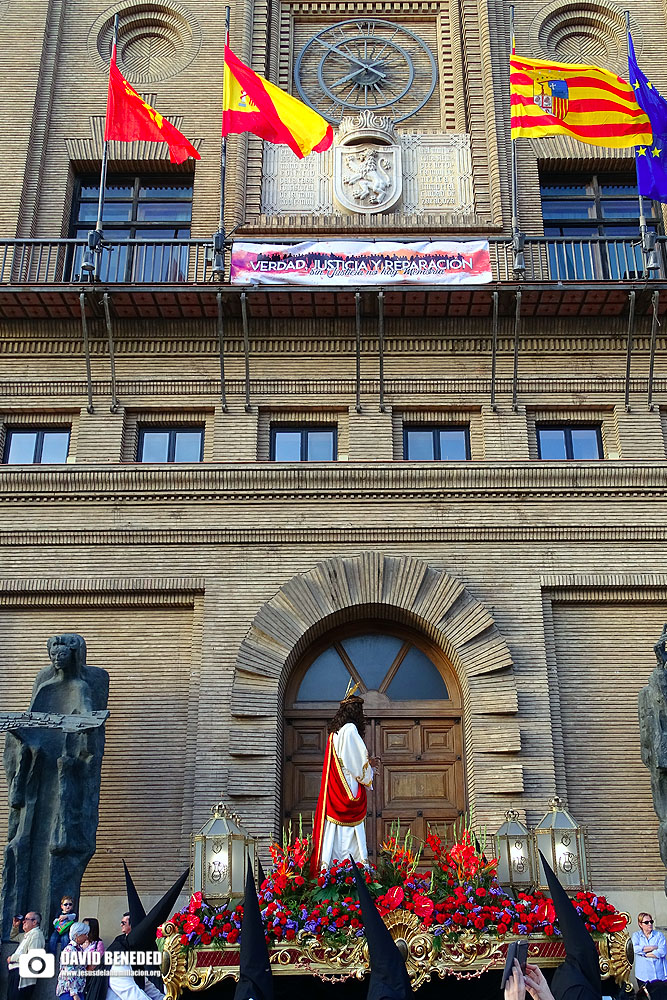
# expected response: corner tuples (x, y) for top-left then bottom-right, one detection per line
(509, 6), (525, 274)
(82, 14), (119, 279)
(213, 6), (230, 278)
(625, 10), (651, 276)
(96, 13), (119, 234)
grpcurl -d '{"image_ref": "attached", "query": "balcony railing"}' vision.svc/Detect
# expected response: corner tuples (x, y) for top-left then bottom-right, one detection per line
(0, 235), (664, 285)
(0, 238), (213, 285)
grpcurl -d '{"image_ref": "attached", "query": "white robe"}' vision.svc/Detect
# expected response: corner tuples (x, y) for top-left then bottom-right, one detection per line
(106, 966), (164, 1000)
(319, 722), (373, 868)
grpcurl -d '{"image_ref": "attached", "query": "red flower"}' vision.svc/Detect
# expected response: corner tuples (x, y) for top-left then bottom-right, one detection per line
(200, 933), (211, 945)
(188, 891), (203, 914)
(180, 934), (189, 945)
(384, 886), (405, 910)
(227, 928), (239, 944)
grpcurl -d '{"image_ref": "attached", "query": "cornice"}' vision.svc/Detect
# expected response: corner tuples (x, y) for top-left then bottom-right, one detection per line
(1, 376), (667, 400)
(0, 576), (204, 603)
(2, 525), (667, 545)
(1, 462), (667, 503)
(1, 334), (667, 358)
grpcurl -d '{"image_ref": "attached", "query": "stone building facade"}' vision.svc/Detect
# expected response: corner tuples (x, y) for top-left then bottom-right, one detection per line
(1, 0), (667, 940)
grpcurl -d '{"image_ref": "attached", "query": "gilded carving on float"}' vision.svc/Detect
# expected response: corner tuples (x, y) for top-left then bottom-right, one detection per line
(159, 919), (633, 998)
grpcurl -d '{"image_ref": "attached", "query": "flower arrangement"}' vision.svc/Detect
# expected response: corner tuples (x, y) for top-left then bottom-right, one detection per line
(164, 821), (627, 955)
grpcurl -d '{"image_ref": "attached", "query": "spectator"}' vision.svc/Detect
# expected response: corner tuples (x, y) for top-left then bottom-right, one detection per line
(83, 917), (104, 979)
(633, 913), (667, 989)
(504, 959), (556, 1000)
(55, 921), (90, 1000)
(6, 911), (45, 1000)
(49, 896), (77, 954)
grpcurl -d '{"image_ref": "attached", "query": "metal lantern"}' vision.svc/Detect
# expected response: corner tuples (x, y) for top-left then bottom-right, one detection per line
(191, 801), (257, 904)
(494, 809), (535, 889)
(534, 796), (590, 891)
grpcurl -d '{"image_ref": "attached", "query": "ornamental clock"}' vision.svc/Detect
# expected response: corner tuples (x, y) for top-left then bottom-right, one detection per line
(294, 19), (437, 124)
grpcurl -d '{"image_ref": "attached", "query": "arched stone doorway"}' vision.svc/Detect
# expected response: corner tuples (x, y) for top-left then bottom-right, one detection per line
(230, 553), (520, 851)
(283, 622), (465, 859)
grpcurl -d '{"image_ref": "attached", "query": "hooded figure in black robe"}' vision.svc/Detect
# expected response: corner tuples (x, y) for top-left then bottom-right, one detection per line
(351, 859), (413, 1000)
(86, 862), (188, 1000)
(233, 865), (273, 1000)
(539, 851), (602, 1000)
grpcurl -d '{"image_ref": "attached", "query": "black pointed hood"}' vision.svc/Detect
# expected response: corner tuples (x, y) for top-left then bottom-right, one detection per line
(123, 859), (147, 929)
(126, 867), (190, 953)
(539, 851), (601, 1000)
(351, 860), (412, 1000)
(257, 856), (267, 889)
(234, 865), (273, 1000)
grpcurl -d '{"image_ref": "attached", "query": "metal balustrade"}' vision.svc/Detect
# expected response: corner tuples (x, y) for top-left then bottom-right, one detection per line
(0, 238), (213, 285)
(0, 235), (664, 285)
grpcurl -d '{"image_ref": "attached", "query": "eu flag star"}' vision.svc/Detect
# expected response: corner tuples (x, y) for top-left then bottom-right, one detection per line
(633, 79), (640, 89)
(629, 31), (667, 202)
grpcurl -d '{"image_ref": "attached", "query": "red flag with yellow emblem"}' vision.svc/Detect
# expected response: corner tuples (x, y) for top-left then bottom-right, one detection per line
(104, 48), (200, 164)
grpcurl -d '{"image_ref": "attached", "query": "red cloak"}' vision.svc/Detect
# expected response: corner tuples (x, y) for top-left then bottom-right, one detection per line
(310, 732), (368, 874)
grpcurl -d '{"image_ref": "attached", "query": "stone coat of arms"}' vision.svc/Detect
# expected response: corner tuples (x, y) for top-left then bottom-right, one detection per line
(333, 112), (403, 215)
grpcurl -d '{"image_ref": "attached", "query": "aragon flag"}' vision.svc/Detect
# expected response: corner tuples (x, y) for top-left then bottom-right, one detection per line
(104, 48), (200, 164)
(510, 53), (652, 148)
(222, 45), (333, 159)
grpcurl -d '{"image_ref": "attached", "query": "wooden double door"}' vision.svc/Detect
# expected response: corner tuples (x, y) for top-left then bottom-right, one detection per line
(283, 628), (466, 859)
(284, 713), (464, 859)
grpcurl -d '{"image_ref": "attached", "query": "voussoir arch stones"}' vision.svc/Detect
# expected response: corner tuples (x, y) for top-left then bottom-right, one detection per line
(229, 553), (522, 830)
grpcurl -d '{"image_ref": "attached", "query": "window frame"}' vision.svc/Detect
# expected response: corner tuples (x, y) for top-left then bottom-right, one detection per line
(540, 172), (663, 280)
(540, 172), (659, 236)
(402, 424), (471, 461)
(136, 425), (205, 463)
(2, 427), (71, 464)
(69, 173), (194, 282)
(536, 423), (603, 461)
(269, 424), (338, 462)
(70, 174), (194, 238)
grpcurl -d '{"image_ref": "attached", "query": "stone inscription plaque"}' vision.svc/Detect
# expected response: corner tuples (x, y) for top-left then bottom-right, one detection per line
(262, 147), (334, 215)
(262, 133), (473, 218)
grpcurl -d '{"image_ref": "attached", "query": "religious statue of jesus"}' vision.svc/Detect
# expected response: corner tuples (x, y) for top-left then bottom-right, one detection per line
(310, 683), (379, 873)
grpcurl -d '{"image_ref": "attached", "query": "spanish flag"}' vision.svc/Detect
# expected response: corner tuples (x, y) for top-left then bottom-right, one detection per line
(222, 45), (333, 159)
(510, 54), (652, 148)
(104, 47), (200, 163)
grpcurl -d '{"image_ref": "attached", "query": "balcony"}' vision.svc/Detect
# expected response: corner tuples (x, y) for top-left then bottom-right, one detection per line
(0, 235), (666, 321)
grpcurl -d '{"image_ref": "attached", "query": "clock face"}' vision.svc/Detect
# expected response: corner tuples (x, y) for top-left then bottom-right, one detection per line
(294, 19), (437, 124)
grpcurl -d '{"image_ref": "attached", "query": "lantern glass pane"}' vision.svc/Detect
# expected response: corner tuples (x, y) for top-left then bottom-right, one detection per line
(206, 834), (230, 898)
(231, 838), (247, 897)
(193, 837), (204, 892)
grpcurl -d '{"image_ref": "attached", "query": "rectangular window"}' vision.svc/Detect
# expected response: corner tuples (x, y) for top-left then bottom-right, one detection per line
(536, 425), (602, 460)
(137, 426), (204, 463)
(3, 428), (70, 464)
(70, 174), (194, 282)
(403, 426), (470, 460)
(540, 172), (662, 279)
(270, 426), (337, 461)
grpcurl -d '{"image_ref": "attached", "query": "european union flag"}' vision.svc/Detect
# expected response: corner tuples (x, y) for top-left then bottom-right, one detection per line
(629, 32), (667, 202)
